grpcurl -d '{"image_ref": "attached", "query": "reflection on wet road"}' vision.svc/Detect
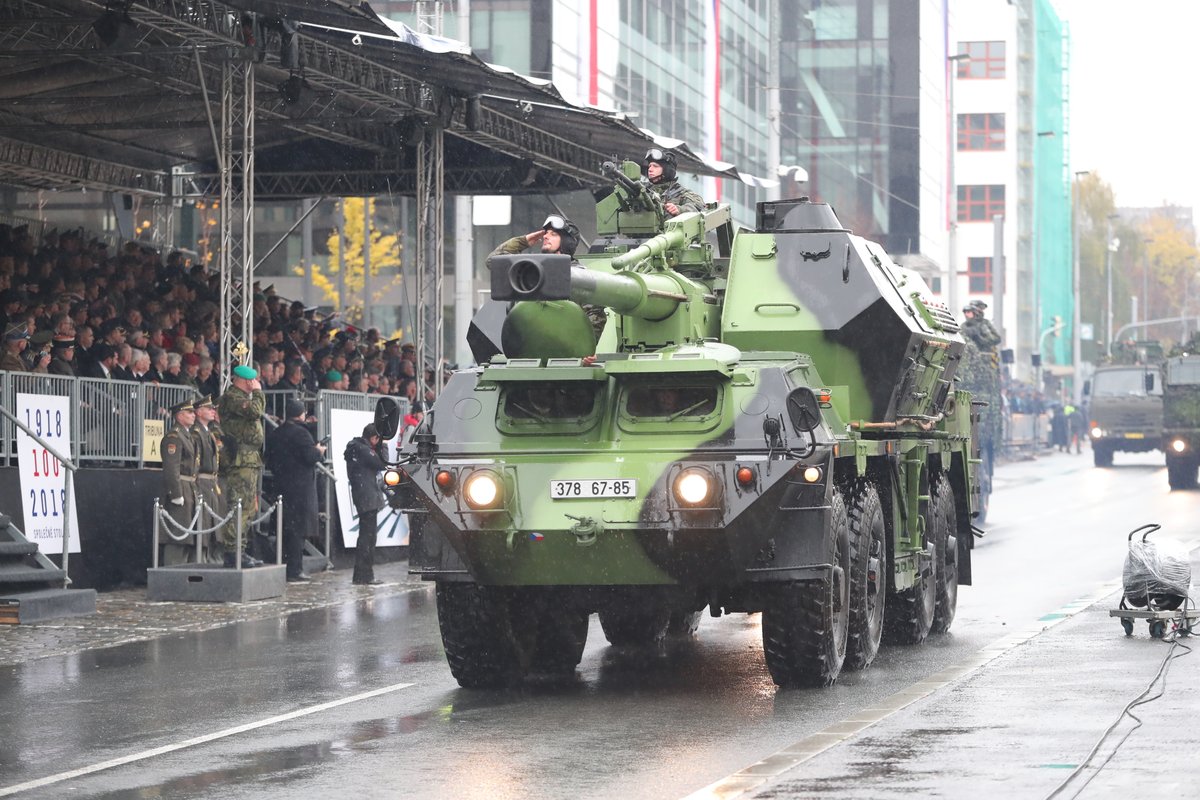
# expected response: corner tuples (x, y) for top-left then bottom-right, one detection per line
(2, 452), (1195, 799)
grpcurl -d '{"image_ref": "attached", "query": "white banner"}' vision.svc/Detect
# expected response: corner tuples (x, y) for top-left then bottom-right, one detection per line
(329, 408), (408, 548)
(16, 393), (81, 553)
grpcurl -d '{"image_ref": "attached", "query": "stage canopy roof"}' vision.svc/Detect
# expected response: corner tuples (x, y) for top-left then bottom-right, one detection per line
(0, 0), (767, 200)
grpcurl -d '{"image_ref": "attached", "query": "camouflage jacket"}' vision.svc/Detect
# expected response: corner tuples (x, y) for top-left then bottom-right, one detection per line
(649, 180), (704, 215)
(958, 339), (1002, 445)
(962, 317), (1001, 351)
(217, 384), (265, 469)
(487, 237), (607, 343)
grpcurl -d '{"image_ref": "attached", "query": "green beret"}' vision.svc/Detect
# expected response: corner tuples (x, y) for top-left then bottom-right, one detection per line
(325, 369), (342, 382)
(232, 364), (258, 380)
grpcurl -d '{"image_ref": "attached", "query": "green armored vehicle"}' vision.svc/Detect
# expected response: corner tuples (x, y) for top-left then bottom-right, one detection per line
(1163, 354), (1200, 489)
(377, 161), (982, 689)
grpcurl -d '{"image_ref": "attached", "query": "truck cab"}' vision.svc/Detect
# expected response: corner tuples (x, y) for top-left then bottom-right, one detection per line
(1084, 364), (1163, 467)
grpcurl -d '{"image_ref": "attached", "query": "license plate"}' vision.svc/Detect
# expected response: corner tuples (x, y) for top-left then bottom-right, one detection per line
(550, 479), (637, 499)
(1124, 432), (1145, 439)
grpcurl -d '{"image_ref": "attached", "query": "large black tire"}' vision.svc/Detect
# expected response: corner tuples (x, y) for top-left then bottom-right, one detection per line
(930, 475), (959, 635)
(843, 480), (886, 671)
(1167, 456), (1198, 490)
(436, 582), (535, 688)
(530, 597), (590, 675)
(666, 610), (704, 637)
(598, 605), (671, 646)
(883, 486), (937, 646)
(1093, 444), (1113, 468)
(762, 488), (851, 687)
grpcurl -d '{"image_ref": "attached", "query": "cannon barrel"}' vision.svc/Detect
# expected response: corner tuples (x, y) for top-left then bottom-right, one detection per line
(490, 254), (686, 322)
(610, 227), (690, 271)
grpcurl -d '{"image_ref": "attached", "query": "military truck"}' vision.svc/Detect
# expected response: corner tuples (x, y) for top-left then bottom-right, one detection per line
(377, 161), (982, 689)
(1162, 354), (1200, 489)
(1084, 356), (1163, 468)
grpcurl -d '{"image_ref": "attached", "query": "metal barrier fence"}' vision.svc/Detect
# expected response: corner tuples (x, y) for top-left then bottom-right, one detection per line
(2, 370), (408, 468)
(262, 389), (307, 421)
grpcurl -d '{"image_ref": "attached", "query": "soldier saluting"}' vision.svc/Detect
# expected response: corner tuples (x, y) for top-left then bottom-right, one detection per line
(218, 363), (266, 569)
(161, 398), (199, 565)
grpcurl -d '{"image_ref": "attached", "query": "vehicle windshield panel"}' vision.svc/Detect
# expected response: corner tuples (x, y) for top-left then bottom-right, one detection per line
(1091, 368), (1162, 397)
(502, 383), (597, 420)
(1167, 360), (1200, 385)
(624, 385), (719, 418)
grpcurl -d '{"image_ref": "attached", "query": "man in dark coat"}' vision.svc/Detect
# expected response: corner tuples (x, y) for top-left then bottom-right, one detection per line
(265, 398), (325, 581)
(344, 423), (386, 585)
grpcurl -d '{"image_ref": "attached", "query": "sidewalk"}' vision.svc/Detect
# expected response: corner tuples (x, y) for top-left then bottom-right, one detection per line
(0, 561), (426, 668)
(733, 551), (1200, 799)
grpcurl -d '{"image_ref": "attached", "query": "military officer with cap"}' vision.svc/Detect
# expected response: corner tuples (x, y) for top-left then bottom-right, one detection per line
(191, 394), (224, 563)
(161, 398), (200, 565)
(218, 364), (266, 568)
(48, 337), (77, 376)
(642, 148), (704, 217)
(1, 323), (30, 372)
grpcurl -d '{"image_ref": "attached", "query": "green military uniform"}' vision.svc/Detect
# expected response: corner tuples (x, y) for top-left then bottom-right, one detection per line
(649, 179), (704, 216)
(217, 383), (265, 552)
(962, 316), (1001, 351)
(958, 338), (1002, 473)
(161, 421), (199, 565)
(191, 417), (223, 562)
(489, 236), (608, 344)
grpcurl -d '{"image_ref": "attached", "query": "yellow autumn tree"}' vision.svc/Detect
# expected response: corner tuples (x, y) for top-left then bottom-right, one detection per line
(298, 197), (403, 326)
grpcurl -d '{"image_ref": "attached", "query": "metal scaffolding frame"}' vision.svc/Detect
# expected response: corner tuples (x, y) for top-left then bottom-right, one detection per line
(415, 126), (445, 392)
(218, 56), (255, 385)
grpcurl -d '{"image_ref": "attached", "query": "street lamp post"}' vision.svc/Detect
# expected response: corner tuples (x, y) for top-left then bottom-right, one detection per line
(1072, 170), (1089, 404)
(1105, 214), (1119, 357)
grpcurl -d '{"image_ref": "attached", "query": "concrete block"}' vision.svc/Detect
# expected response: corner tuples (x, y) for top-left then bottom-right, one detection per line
(146, 564), (286, 603)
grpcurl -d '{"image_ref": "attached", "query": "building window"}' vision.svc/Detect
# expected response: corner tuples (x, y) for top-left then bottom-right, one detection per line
(967, 258), (992, 293)
(958, 113), (1005, 151)
(957, 41), (1006, 79)
(957, 185), (1005, 222)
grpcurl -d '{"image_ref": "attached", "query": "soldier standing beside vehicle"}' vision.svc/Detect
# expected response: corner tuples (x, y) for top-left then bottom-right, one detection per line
(218, 364), (265, 569)
(488, 214), (607, 343)
(191, 395), (223, 563)
(642, 148), (704, 217)
(161, 398), (199, 566)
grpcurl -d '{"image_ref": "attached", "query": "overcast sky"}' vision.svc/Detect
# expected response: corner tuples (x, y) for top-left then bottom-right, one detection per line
(1055, 0), (1200, 212)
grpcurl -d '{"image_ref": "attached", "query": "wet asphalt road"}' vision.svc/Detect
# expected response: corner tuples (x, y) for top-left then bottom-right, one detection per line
(1, 448), (1195, 799)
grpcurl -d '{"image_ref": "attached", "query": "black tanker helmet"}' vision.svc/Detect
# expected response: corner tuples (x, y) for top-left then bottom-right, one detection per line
(542, 214), (580, 257)
(643, 147), (677, 182)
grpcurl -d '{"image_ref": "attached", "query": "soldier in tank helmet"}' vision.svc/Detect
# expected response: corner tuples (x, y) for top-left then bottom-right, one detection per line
(962, 299), (1001, 351)
(488, 214), (607, 343)
(642, 148), (704, 217)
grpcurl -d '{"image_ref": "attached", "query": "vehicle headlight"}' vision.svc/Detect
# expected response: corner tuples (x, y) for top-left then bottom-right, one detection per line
(1090, 427), (1104, 439)
(383, 469), (403, 487)
(1171, 439), (1187, 453)
(463, 470), (503, 509)
(674, 468), (713, 506)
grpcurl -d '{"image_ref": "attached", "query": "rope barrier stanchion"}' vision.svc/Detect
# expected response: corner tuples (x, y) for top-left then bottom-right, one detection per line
(235, 499), (244, 572)
(275, 495), (284, 569)
(152, 499), (161, 569)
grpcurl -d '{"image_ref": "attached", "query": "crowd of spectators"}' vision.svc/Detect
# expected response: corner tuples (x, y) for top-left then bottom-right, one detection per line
(0, 223), (438, 409)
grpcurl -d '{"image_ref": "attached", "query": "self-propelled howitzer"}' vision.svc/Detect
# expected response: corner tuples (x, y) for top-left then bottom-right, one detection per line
(379, 171), (982, 691)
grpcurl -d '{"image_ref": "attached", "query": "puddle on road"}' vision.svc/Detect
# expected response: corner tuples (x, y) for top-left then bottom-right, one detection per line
(81, 710), (439, 799)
